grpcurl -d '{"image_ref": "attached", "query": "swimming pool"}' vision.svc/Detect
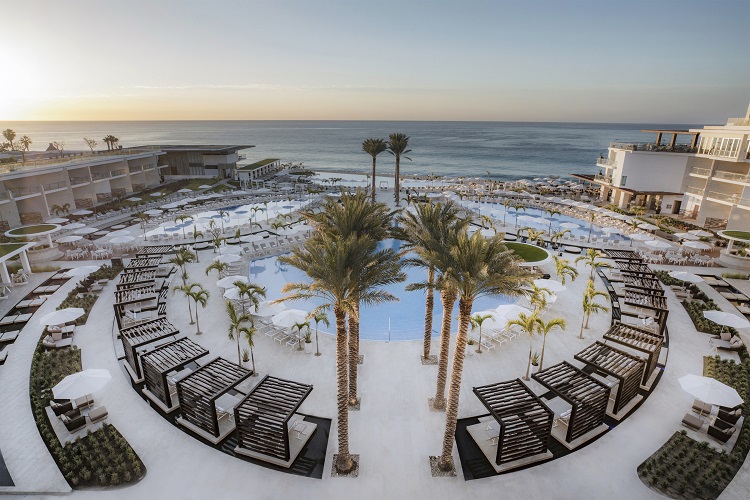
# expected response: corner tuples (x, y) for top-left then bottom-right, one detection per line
(248, 239), (514, 341)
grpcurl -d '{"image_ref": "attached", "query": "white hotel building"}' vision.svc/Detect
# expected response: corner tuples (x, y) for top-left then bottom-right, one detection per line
(574, 103), (750, 231)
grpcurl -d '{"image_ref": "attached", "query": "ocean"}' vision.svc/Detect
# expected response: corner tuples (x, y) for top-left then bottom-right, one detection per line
(1, 120), (704, 181)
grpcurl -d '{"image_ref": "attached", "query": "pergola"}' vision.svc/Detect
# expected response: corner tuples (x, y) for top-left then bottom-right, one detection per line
(574, 341), (645, 416)
(234, 375), (314, 467)
(619, 272), (663, 292)
(141, 338), (208, 412)
(118, 269), (158, 287)
(123, 256), (163, 272)
(603, 249), (642, 262)
(472, 379), (553, 469)
(620, 288), (668, 335)
(176, 357), (252, 443)
(532, 362), (609, 445)
(615, 261), (655, 276)
(136, 245), (175, 257)
(120, 317), (179, 381)
(0, 242), (36, 285)
(113, 284), (160, 330)
(603, 322), (664, 387)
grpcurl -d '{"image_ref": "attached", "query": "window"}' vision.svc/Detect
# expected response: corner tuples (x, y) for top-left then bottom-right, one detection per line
(620, 175), (627, 187)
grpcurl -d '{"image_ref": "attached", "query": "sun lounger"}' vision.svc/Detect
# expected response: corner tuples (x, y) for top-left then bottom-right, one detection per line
(692, 399), (713, 416)
(43, 335), (73, 349)
(0, 330), (19, 343)
(710, 337), (745, 351)
(14, 313), (32, 324)
(88, 405), (109, 424)
(682, 412), (705, 431)
(0, 350), (7, 364)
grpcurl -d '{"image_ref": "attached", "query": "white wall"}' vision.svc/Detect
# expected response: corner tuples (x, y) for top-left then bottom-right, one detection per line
(612, 151), (690, 192)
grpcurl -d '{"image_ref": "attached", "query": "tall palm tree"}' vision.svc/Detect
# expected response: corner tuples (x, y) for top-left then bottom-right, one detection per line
(550, 229), (571, 248)
(399, 201), (466, 362)
(279, 234), (371, 473)
(226, 301), (251, 364)
(170, 247), (197, 320)
(219, 210), (229, 233)
(192, 229), (203, 263)
(507, 311), (540, 381)
(205, 260), (229, 279)
(512, 203), (526, 227)
(187, 284), (209, 335)
(310, 311), (329, 356)
(436, 231), (532, 472)
(291, 321), (310, 351)
(19, 135), (31, 162)
(553, 255), (579, 285)
(387, 133), (412, 205)
(544, 208), (561, 235)
(137, 212), (150, 240)
(233, 281), (266, 318)
(243, 325), (258, 374)
(575, 248), (612, 279)
(362, 138), (387, 202)
(536, 316), (567, 372)
(579, 279), (610, 338)
(2, 129), (16, 148)
(174, 214), (193, 239)
(470, 313), (493, 354)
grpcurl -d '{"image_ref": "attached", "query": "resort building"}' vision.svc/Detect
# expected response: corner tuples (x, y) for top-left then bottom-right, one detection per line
(234, 158), (282, 187)
(154, 145), (254, 179)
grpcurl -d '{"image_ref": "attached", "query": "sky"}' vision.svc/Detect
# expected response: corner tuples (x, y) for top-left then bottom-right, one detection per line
(0, 0), (748, 123)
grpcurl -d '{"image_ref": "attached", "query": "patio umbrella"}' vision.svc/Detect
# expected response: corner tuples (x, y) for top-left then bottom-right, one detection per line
(629, 233), (654, 241)
(668, 271), (703, 283)
(73, 227), (99, 235)
(177, 188), (193, 193)
(39, 307), (85, 326)
(64, 265), (101, 277)
(480, 228), (496, 237)
(674, 232), (700, 241)
(144, 209), (163, 216)
(639, 223), (659, 231)
(216, 275), (249, 288)
(689, 229), (713, 237)
(214, 254), (242, 264)
(600, 227), (623, 235)
(223, 287), (244, 301)
(150, 192), (163, 197)
(53, 369), (112, 401)
(533, 279), (567, 293)
(703, 310), (750, 330)
(198, 184), (212, 189)
(678, 374), (744, 408)
(252, 300), (286, 317)
(127, 197), (142, 202)
(683, 241), (712, 250)
(71, 209), (93, 216)
(45, 217), (69, 224)
(494, 304), (532, 322)
(56, 235), (83, 243)
(644, 240), (673, 250)
(560, 222), (580, 229)
(65, 222), (86, 230)
(271, 309), (309, 329)
(109, 235), (135, 245)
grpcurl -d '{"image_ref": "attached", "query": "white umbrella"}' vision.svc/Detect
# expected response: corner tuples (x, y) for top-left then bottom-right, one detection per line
(639, 222), (659, 231)
(223, 287), (243, 301)
(252, 300), (286, 317)
(56, 235), (83, 243)
(689, 229), (713, 237)
(679, 374), (744, 408)
(533, 279), (567, 293)
(198, 184), (213, 189)
(629, 233), (654, 241)
(71, 209), (93, 216)
(73, 227), (99, 235)
(600, 227), (623, 235)
(65, 222), (86, 230)
(53, 369), (112, 401)
(271, 309), (309, 328)
(127, 197), (142, 202)
(64, 266), (100, 277)
(39, 307), (85, 326)
(683, 241), (712, 250)
(144, 209), (163, 216)
(480, 228), (496, 237)
(214, 254), (242, 264)
(668, 271), (703, 283)
(703, 310), (750, 329)
(644, 240), (673, 249)
(177, 188), (193, 193)
(45, 217), (69, 224)
(109, 235), (135, 245)
(494, 304), (532, 322)
(150, 192), (163, 197)
(216, 275), (249, 288)
(674, 232), (700, 241)
(560, 222), (580, 229)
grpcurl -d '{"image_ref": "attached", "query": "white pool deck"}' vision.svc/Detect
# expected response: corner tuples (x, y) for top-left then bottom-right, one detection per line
(0, 188), (749, 499)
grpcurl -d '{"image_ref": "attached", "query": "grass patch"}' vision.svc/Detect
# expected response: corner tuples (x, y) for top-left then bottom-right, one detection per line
(6, 224), (58, 237)
(505, 242), (549, 263)
(722, 272), (749, 280)
(637, 356), (749, 499)
(722, 231), (750, 241)
(57, 264), (123, 325)
(0, 242), (29, 257)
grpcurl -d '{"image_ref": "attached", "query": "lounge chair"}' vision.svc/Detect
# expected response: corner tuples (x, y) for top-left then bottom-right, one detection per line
(88, 405), (109, 424)
(692, 399), (713, 416)
(73, 395), (94, 410)
(61, 409), (86, 432)
(0, 350), (6, 364)
(710, 336), (745, 351)
(718, 407), (742, 424)
(682, 412), (705, 431)
(50, 399), (73, 416)
(707, 419), (736, 444)
(0, 330), (19, 343)
(43, 335), (73, 350)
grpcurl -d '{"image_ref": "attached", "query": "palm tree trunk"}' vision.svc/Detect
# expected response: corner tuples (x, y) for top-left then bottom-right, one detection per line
(371, 156), (377, 203)
(250, 346), (256, 374)
(538, 334), (547, 372)
(315, 325), (321, 356)
(422, 266), (435, 360)
(438, 298), (472, 471)
(579, 316), (585, 339)
(477, 326), (483, 354)
(434, 289), (456, 409)
(334, 307), (354, 473)
(348, 303), (360, 407)
(237, 336), (241, 365)
(585, 313), (591, 329)
(524, 335), (533, 381)
(195, 305), (202, 335)
(394, 156), (400, 204)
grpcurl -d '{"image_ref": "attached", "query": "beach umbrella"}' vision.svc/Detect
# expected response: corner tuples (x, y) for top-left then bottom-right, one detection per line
(223, 287), (243, 301)
(638, 222), (659, 231)
(252, 300), (286, 317)
(272, 309), (309, 329)
(71, 209), (93, 216)
(689, 229), (713, 238)
(53, 369), (111, 401)
(533, 279), (567, 293)
(216, 275), (249, 288)
(56, 235), (83, 243)
(65, 222), (86, 229)
(644, 240), (673, 250)
(109, 235), (135, 245)
(144, 209), (163, 216)
(127, 197), (142, 202)
(600, 227), (623, 235)
(560, 222), (580, 229)
(703, 310), (750, 330)
(674, 232), (700, 241)
(480, 228), (496, 237)
(45, 217), (69, 224)
(64, 266), (101, 277)
(494, 304), (532, 322)
(668, 271), (703, 283)
(679, 374), (744, 408)
(150, 192), (163, 197)
(683, 241), (712, 250)
(629, 233), (654, 241)
(214, 254), (242, 264)
(39, 307), (85, 326)
(177, 188), (193, 193)
(73, 227), (99, 235)
(198, 184), (212, 189)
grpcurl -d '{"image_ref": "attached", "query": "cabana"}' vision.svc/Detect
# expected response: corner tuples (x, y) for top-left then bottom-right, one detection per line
(113, 284), (161, 329)
(532, 361), (609, 449)
(603, 249), (643, 262)
(141, 338), (209, 413)
(603, 322), (664, 389)
(469, 379), (553, 472)
(176, 357), (252, 444)
(120, 317), (179, 382)
(234, 375), (315, 468)
(615, 261), (655, 276)
(574, 341), (645, 419)
(618, 272), (663, 292)
(619, 288), (669, 335)
(123, 257), (163, 272)
(118, 269), (158, 287)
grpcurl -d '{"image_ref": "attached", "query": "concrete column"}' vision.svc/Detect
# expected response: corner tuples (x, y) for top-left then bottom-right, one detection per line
(0, 262), (10, 284)
(20, 251), (31, 274)
(47, 234), (53, 248)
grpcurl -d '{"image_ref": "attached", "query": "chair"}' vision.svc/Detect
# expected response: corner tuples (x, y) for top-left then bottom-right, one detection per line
(61, 409), (86, 432)
(692, 399), (713, 416)
(718, 407), (742, 424)
(707, 419), (736, 444)
(50, 399), (73, 416)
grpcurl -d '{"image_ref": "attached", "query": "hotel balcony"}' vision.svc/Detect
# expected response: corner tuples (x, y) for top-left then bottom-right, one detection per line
(712, 170), (750, 186)
(727, 118), (750, 126)
(8, 186), (41, 200)
(594, 174), (612, 184)
(609, 142), (697, 154)
(705, 190), (746, 206)
(689, 167), (711, 178)
(596, 157), (616, 168)
(685, 186), (705, 197)
(70, 176), (91, 186)
(42, 180), (68, 193)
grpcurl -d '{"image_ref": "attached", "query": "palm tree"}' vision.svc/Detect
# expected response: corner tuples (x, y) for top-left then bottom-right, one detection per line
(507, 311), (540, 381)
(291, 321), (310, 351)
(137, 212), (150, 240)
(362, 138), (388, 202)
(206, 220), (224, 252)
(310, 311), (329, 356)
(103, 135), (117, 151)
(387, 133), (412, 205)
(279, 234), (370, 473)
(174, 214), (193, 239)
(205, 260), (229, 279)
(436, 231), (532, 472)
(512, 203), (526, 227)
(169, 247), (197, 321)
(243, 325), (258, 374)
(399, 201), (466, 362)
(550, 229), (571, 248)
(173, 283), (206, 328)
(2, 129), (16, 149)
(226, 301), (251, 364)
(187, 284), (209, 335)
(192, 229), (203, 263)
(502, 199), (516, 226)
(470, 313), (493, 354)
(536, 316), (567, 372)
(233, 281), (266, 318)
(575, 248), (612, 279)
(586, 212), (596, 243)
(219, 210), (229, 233)
(50, 203), (71, 217)
(579, 279), (609, 338)
(553, 255), (579, 285)
(527, 284), (551, 312)
(544, 208), (560, 235)
(19, 135), (31, 163)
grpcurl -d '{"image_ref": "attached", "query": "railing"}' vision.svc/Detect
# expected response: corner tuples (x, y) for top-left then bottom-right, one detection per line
(712, 170), (750, 183)
(609, 142), (697, 153)
(689, 167), (711, 177)
(129, 166), (144, 173)
(705, 190), (743, 204)
(596, 157), (616, 167)
(0, 147), (162, 171)
(43, 181), (67, 191)
(69, 176), (90, 185)
(111, 169), (125, 177)
(91, 172), (107, 181)
(727, 118), (750, 126)
(685, 186), (705, 196)
(594, 174), (612, 184)
(8, 186), (40, 197)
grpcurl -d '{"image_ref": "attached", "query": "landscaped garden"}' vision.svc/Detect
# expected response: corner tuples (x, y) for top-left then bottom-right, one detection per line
(504, 241), (550, 263)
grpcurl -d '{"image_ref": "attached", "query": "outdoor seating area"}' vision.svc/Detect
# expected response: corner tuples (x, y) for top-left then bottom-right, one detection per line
(119, 318), (180, 382)
(602, 322), (664, 389)
(141, 337), (209, 413)
(678, 376), (745, 452)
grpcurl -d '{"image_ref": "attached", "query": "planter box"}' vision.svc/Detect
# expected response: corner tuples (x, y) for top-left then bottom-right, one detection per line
(304, 342), (313, 354)
(27, 244), (63, 263)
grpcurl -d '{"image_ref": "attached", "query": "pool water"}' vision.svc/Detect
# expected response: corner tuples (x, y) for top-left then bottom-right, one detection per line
(248, 239), (514, 341)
